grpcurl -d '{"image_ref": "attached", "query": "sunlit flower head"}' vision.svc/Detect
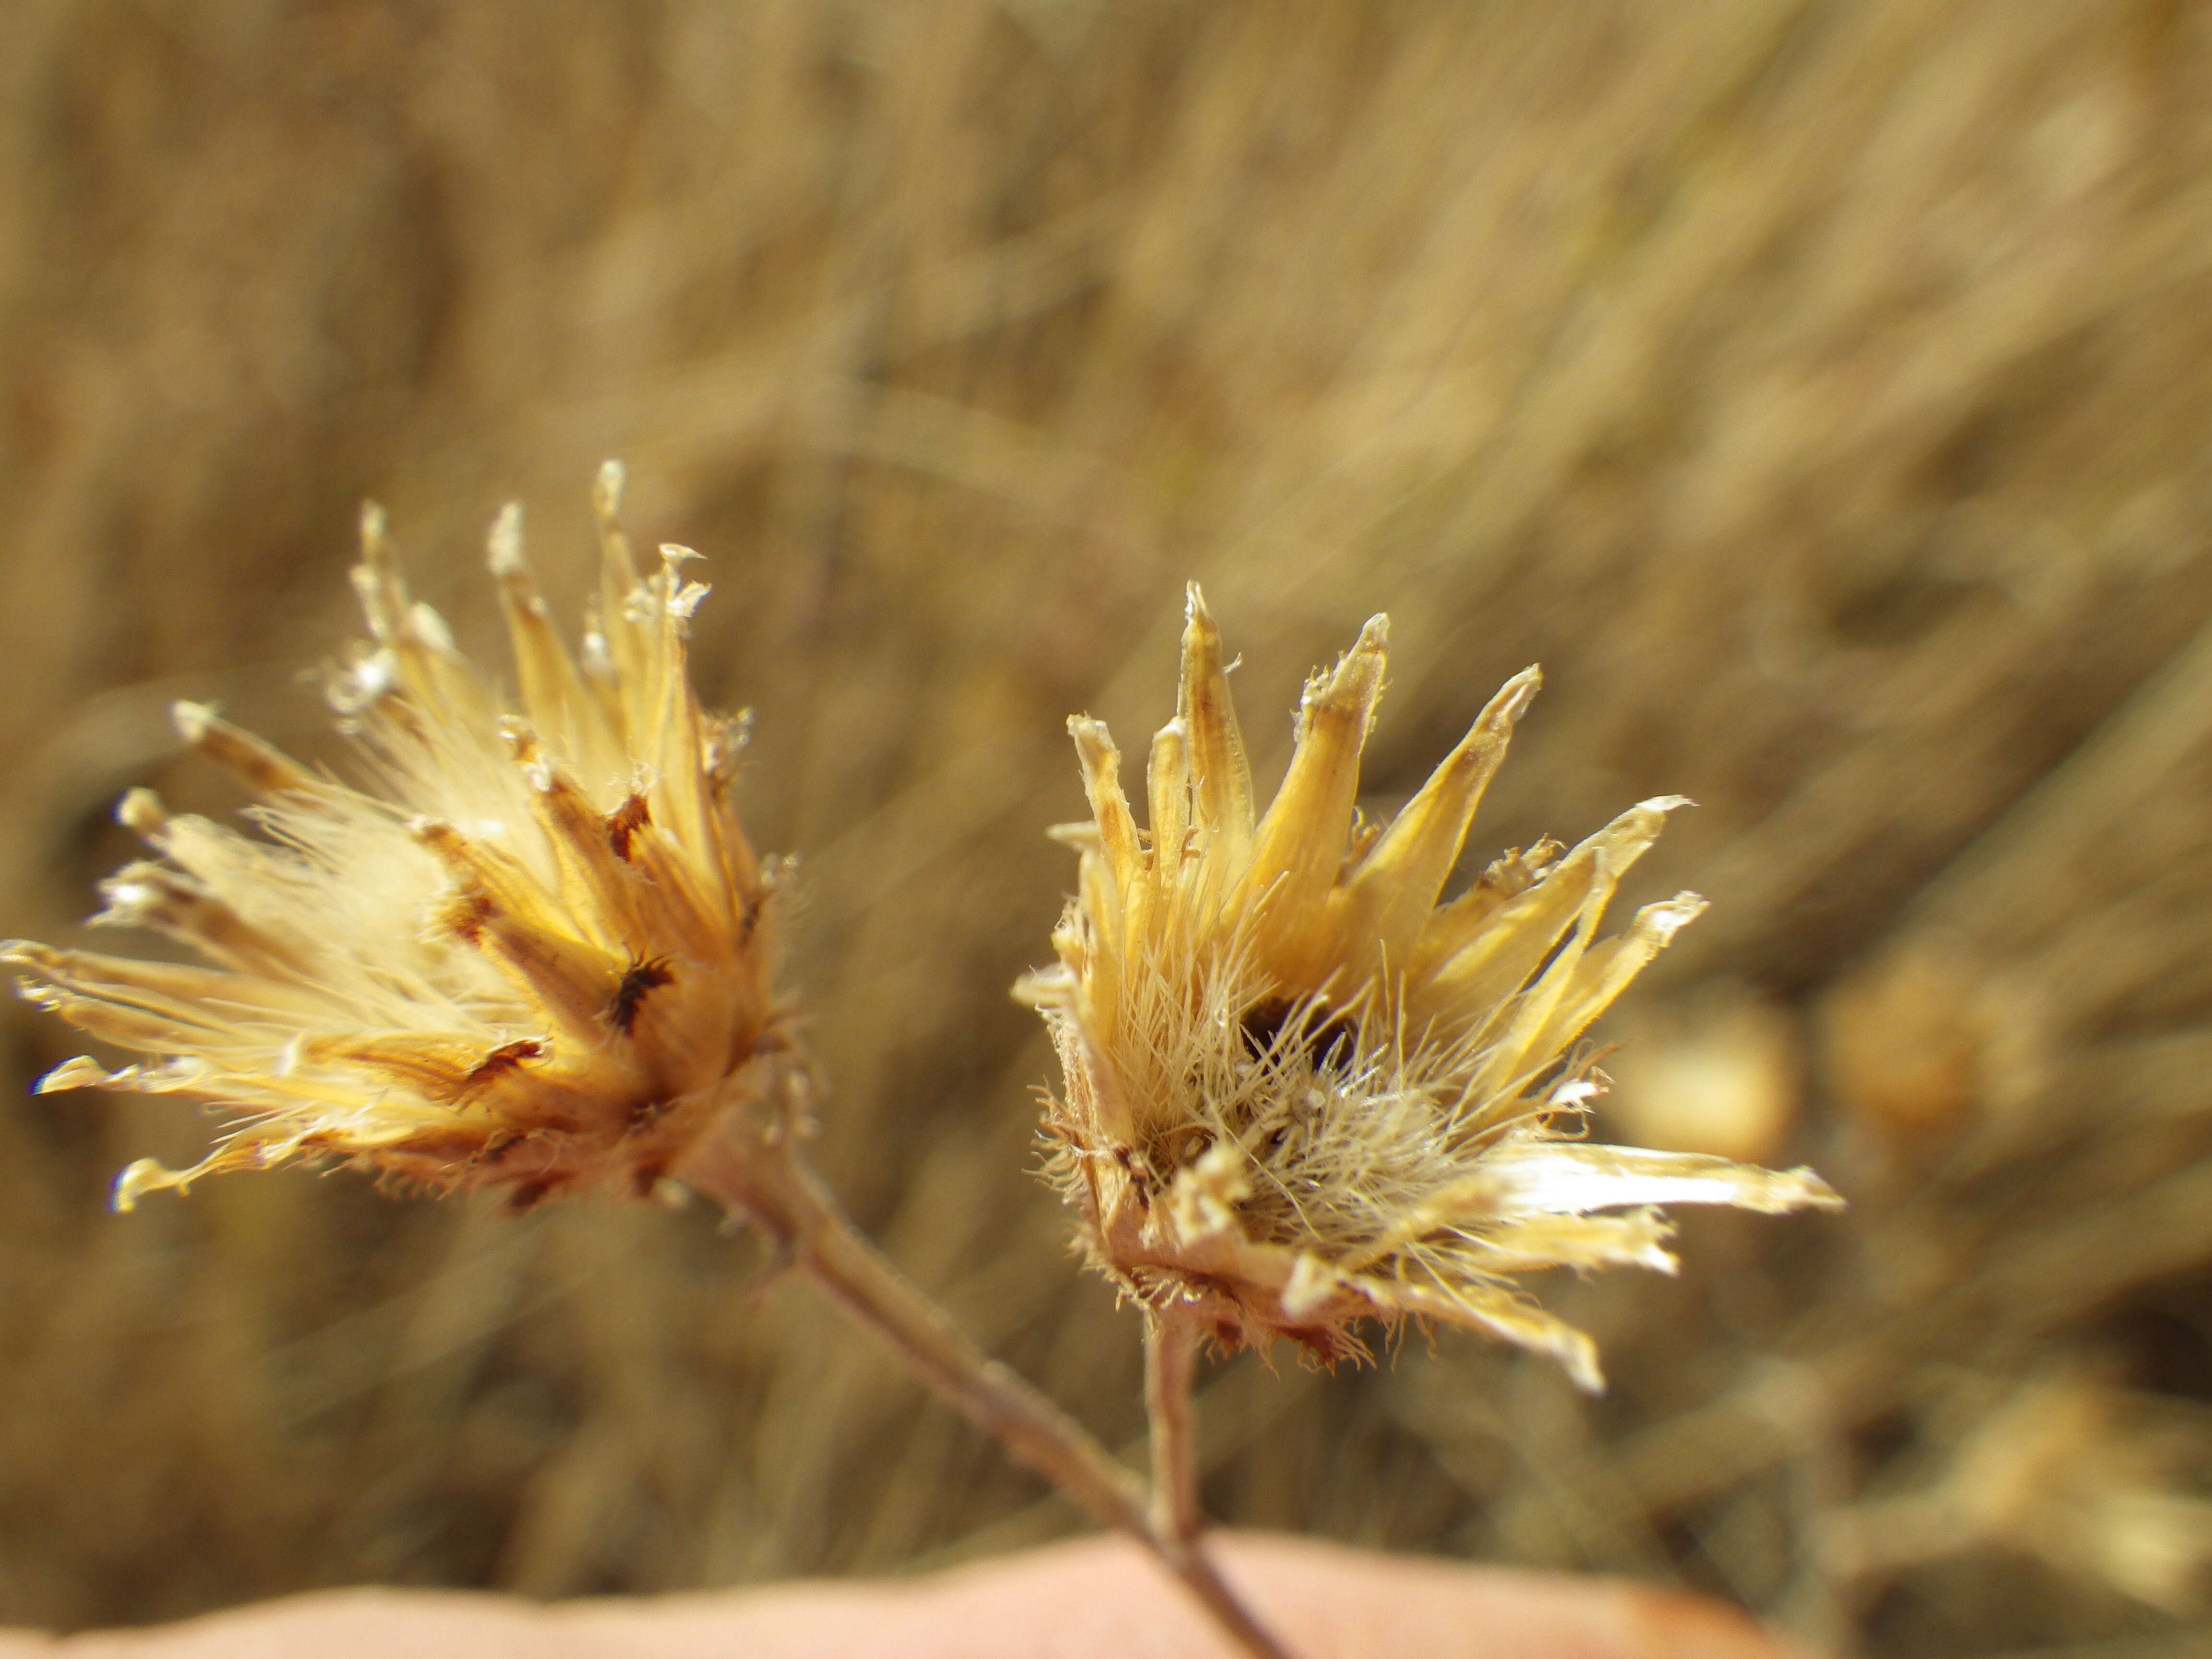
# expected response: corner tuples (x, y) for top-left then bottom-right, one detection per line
(8, 464), (782, 1211)
(1017, 589), (1841, 1388)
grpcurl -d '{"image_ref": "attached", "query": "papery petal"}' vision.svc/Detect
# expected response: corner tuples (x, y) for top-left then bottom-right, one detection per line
(1358, 1272), (1606, 1393)
(1460, 1209), (1680, 1276)
(1479, 1135), (1844, 1217)
(171, 702), (321, 799)
(1147, 718), (1192, 910)
(1177, 587), (1254, 872)
(1327, 666), (1539, 988)
(489, 502), (623, 780)
(1414, 796), (1689, 1039)
(1238, 615), (1388, 985)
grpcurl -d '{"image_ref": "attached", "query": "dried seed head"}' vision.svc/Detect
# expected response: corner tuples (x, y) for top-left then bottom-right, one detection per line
(1017, 588), (1841, 1388)
(1829, 1370), (2212, 1615)
(9, 464), (784, 1211)
(1603, 984), (1801, 1166)
(1817, 933), (2047, 1149)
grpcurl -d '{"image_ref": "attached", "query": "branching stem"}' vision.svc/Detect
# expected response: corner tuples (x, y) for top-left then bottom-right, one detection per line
(675, 1118), (1294, 1659)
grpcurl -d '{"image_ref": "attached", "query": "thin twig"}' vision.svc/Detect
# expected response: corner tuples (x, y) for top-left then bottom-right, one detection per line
(1147, 1310), (1205, 1547)
(676, 1118), (1296, 1659)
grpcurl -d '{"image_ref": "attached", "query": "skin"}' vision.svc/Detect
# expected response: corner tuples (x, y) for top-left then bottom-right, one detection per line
(0, 1535), (1803, 1659)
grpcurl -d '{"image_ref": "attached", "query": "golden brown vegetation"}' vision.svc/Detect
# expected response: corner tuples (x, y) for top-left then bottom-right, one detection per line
(4, 3), (2212, 1655)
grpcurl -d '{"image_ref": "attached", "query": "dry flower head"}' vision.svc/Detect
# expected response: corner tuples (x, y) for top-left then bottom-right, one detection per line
(1827, 1369), (2212, 1616)
(1019, 589), (1842, 1388)
(7, 465), (781, 1211)
(1602, 984), (1801, 1167)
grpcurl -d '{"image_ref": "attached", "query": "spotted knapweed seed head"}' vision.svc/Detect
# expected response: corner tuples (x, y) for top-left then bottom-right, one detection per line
(8, 465), (785, 1212)
(1018, 588), (1841, 1388)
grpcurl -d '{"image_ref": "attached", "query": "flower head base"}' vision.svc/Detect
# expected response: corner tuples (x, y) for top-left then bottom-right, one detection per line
(1018, 589), (1841, 1389)
(8, 465), (782, 1211)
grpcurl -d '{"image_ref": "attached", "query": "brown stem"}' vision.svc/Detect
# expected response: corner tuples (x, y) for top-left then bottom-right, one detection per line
(1146, 1310), (1205, 1546)
(675, 1120), (1296, 1659)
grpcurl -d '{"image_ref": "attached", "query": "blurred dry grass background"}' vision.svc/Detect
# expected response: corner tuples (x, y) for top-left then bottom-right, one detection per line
(4, 1), (2212, 1653)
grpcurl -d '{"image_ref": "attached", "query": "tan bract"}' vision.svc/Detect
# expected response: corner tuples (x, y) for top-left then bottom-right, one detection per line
(1018, 589), (1841, 1389)
(7, 465), (781, 1211)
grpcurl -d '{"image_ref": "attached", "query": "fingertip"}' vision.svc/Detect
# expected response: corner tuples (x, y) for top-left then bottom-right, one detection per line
(1616, 1585), (1806, 1659)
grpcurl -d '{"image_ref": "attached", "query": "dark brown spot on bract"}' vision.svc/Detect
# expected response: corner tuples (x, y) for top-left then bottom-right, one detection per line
(439, 886), (496, 944)
(1113, 1144), (1154, 1208)
(464, 1039), (544, 1087)
(607, 794), (652, 861)
(607, 954), (674, 1034)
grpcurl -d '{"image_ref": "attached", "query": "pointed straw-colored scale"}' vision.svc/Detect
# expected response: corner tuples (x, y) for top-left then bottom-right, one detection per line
(1409, 796), (1688, 1044)
(697, 710), (768, 914)
(633, 547), (733, 915)
(1235, 615), (1389, 988)
(1021, 898), (1089, 1010)
(1061, 722), (1142, 1028)
(632, 552), (690, 764)
(490, 480), (765, 930)
(1145, 716), (1197, 956)
(1070, 718), (1142, 892)
(114, 785), (171, 847)
(487, 504), (622, 785)
(1075, 841), (1125, 1049)
(299, 1031), (528, 1105)
(1476, 1137), (1842, 1219)
(617, 806), (757, 971)
(0, 940), (329, 1029)
(126, 805), (364, 975)
(3, 956), (248, 1056)
(1481, 805), (1687, 1078)
(110, 1153), (212, 1213)
(1406, 840), (1563, 980)
(412, 814), (595, 957)
(349, 503), (410, 643)
(1325, 665), (1541, 993)
(511, 744), (656, 958)
(1456, 852), (1635, 1113)
(171, 702), (321, 799)
(298, 1033), (608, 1135)
(32, 1055), (202, 1097)
(353, 505), (493, 733)
(122, 1094), (437, 1200)
(93, 861), (316, 981)
(13, 974), (235, 1058)
(590, 460), (648, 702)
(1319, 1122), (1676, 1283)
(1515, 891), (1708, 1070)
(1, 944), (254, 1021)
(413, 819), (620, 1046)
(144, 807), (313, 914)
(1363, 1270), (1605, 1393)
(1176, 589), (1254, 879)
(1457, 1209), (1679, 1276)
(501, 726), (651, 954)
